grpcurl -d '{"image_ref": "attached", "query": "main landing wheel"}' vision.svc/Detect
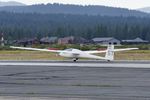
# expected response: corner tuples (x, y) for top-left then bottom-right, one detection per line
(73, 60), (77, 62)
(107, 60), (111, 62)
(73, 58), (78, 62)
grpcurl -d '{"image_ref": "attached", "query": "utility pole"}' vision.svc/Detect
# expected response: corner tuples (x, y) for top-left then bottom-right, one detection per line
(1, 33), (4, 46)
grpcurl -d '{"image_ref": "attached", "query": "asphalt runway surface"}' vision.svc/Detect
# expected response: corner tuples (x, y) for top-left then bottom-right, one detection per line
(0, 60), (150, 100)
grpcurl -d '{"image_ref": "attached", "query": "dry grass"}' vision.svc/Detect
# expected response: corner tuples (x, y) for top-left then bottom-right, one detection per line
(97, 50), (150, 60)
(0, 50), (64, 60)
(115, 50), (150, 60)
(0, 50), (149, 60)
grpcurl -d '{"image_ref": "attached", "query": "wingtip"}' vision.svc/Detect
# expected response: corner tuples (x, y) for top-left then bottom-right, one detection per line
(10, 46), (15, 48)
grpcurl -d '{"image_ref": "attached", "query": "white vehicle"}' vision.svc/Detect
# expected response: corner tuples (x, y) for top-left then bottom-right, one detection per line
(10, 45), (138, 62)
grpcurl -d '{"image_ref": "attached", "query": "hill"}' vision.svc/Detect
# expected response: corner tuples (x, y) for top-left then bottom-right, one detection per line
(0, 1), (26, 7)
(0, 3), (149, 17)
(138, 7), (150, 13)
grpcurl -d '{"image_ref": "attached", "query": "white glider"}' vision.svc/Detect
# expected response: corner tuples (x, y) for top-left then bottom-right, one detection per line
(10, 45), (138, 62)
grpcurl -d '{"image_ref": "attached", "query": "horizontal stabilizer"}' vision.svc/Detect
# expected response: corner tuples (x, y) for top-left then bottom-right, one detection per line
(114, 48), (139, 52)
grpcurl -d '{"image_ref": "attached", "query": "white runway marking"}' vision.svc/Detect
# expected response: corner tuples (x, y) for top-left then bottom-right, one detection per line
(0, 62), (149, 68)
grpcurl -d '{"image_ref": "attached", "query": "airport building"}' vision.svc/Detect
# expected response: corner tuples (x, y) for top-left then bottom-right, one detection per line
(40, 37), (58, 44)
(122, 37), (149, 44)
(92, 37), (120, 45)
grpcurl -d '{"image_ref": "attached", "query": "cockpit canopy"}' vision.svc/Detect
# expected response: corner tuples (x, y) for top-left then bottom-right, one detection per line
(65, 48), (73, 51)
(64, 48), (82, 52)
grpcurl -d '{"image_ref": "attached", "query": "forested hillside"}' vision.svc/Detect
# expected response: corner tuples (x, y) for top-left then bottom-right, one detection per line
(0, 12), (150, 41)
(138, 7), (150, 13)
(0, 3), (149, 17)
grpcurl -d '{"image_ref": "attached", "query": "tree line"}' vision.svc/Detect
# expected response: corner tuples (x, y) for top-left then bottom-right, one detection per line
(0, 12), (150, 41)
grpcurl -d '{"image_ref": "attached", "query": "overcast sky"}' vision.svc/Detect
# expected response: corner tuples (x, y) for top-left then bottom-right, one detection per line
(1, 0), (150, 9)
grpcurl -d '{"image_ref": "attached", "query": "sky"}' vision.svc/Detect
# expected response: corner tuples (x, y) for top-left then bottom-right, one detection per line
(1, 0), (150, 9)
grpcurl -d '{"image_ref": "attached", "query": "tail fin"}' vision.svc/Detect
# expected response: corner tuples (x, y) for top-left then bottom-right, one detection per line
(105, 45), (114, 61)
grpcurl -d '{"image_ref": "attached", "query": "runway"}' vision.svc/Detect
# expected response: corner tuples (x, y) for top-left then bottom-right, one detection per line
(0, 60), (149, 68)
(0, 60), (150, 100)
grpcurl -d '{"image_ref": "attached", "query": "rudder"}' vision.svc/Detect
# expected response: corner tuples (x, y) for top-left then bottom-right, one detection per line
(105, 45), (114, 61)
